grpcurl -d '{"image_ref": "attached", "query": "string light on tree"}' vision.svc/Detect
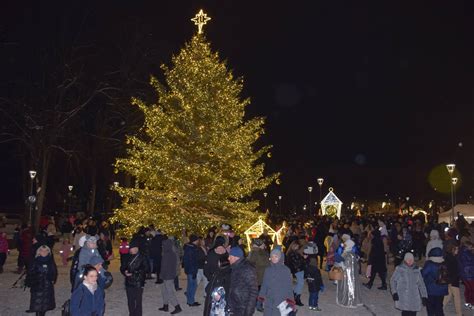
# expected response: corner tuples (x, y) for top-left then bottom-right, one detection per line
(112, 10), (278, 236)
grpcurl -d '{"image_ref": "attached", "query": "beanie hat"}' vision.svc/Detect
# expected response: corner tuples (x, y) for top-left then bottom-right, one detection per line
(229, 246), (244, 258)
(403, 252), (414, 262)
(341, 234), (351, 242)
(89, 255), (104, 266)
(129, 239), (140, 249)
(214, 236), (226, 247)
(189, 234), (199, 243)
(86, 235), (97, 244)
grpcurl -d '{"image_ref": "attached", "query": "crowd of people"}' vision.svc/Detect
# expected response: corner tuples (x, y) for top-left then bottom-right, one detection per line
(1, 213), (474, 316)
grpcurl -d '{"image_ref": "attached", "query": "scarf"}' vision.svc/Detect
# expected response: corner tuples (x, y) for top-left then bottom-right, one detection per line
(83, 280), (98, 294)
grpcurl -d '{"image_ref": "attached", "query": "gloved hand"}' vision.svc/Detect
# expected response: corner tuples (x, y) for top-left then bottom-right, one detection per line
(257, 296), (265, 302)
(422, 297), (428, 306)
(320, 285), (325, 293)
(392, 293), (399, 301)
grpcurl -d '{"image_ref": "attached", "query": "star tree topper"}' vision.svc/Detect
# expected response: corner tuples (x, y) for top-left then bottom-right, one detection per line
(191, 9), (211, 34)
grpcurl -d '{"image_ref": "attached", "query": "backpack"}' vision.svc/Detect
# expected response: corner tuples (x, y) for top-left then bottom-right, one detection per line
(436, 263), (450, 285)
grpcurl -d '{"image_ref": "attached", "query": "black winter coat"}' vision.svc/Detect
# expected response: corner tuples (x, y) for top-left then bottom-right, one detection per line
(150, 234), (163, 259)
(445, 253), (460, 287)
(287, 251), (306, 275)
(160, 239), (178, 280)
(204, 261), (232, 316)
(305, 265), (323, 292)
(204, 246), (228, 280)
(228, 258), (258, 316)
(120, 253), (150, 288)
(368, 236), (387, 273)
(26, 255), (57, 312)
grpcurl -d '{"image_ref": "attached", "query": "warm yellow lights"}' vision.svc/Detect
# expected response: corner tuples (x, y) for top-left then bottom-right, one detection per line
(112, 32), (277, 236)
(191, 9), (211, 34)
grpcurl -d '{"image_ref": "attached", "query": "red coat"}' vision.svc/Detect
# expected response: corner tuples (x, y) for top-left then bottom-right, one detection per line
(0, 236), (8, 253)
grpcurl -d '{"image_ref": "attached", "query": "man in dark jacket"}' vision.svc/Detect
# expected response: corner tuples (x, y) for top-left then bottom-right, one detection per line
(120, 239), (150, 316)
(364, 230), (388, 290)
(204, 236), (228, 281)
(183, 234), (200, 306)
(228, 246), (258, 316)
(150, 230), (164, 283)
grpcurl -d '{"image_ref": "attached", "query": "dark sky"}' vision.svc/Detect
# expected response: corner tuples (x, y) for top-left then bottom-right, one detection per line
(1, 1), (473, 211)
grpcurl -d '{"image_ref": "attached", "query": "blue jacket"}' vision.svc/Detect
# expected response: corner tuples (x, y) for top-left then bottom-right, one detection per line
(421, 260), (448, 296)
(70, 283), (105, 316)
(183, 243), (199, 275)
(458, 246), (474, 281)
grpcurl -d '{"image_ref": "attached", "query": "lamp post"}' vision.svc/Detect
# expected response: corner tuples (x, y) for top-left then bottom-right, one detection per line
(405, 196), (410, 215)
(67, 185), (73, 214)
(452, 177), (458, 210)
(28, 170), (37, 225)
(278, 195), (282, 214)
(308, 186), (313, 217)
(263, 192), (268, 212)
(446, 163), (456, 224)
(317, 178), (324, 215)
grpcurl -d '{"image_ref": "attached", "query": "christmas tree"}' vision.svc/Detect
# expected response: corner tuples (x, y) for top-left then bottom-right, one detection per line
(112, 11), (278, 236)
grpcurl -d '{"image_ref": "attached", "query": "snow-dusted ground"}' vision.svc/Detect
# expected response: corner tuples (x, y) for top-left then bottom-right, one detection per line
(0, 245), (465, 316)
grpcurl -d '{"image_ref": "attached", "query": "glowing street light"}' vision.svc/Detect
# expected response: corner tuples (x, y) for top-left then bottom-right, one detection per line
(317, 178), (324, 215)
(308, 186), (313, 217)
(446, 163), (456, 224)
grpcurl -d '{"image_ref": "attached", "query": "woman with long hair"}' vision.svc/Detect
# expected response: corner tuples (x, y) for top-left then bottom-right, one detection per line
(70, 265), (105, 315)
(286, 240), (306, 306)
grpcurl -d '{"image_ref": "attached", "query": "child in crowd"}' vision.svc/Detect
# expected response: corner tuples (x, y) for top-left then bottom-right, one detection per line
(304, 242), (324, 311)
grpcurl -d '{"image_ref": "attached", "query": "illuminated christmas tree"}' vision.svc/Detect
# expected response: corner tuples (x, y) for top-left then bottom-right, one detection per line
(112, 10), (278, 236)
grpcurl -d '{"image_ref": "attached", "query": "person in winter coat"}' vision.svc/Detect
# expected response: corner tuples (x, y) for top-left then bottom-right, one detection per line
(204, 256), (232, 316)
(19, 226), (33, 272)
(158, 239), (182, 314)
(390, 252), (428, 315)
(120, 239), (150, 316)
(248, 238), (269, 312)
(443, 244), (462, 316)
(228, 247), (258, 316)
(458, 240), (474, 310)
(183, 234), (201, 306)
(303, 244), (323, 311)
(204, 236), (228, 281)
(0, 232), (8, 273)
(426, 230), (443, 258)
(70, 265), (105, 316)
(25, 245), (57, 316)
(259, 248), (294, 316)
(150, 230), (164, 283)
(286, 240), (306, 306)
(421, 247), (449, 316)
(335, 235), (362, 308)
(364, 230), (387, 290)
(75, 235), (104, 289)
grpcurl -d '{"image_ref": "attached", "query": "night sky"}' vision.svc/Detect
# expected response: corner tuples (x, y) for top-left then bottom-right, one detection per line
(1, 1), (473, 212)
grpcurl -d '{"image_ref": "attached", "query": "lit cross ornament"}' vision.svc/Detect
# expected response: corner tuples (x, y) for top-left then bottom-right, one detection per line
(191, 9), (211, 34)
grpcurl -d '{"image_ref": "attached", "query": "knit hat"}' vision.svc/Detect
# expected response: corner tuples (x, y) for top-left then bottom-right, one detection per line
(89, 255), (104, 266)
(229, 246), (244, 258)
(214, 236), (226, 247)
(86, 235), (97, 244)
(403, 252), (414, 262)
(129, 239), (140, 249)
(189, 234), (199, 243)
(430, 229), (440, 239)
(341, 234), (351, 242)
(428, 247), (444, 263)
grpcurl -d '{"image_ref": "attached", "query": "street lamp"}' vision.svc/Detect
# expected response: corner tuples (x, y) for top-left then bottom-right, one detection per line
(263, 192), (268, 212)
(405, 196), (410, 214)
(278, 195), (282, 214)
(446, 163), (456, 224)
(308, 186), (313, 217)
(452, 177), (458, 206)
(317, 178), (324, 215)
(67, 185), (73, 214)
(28, 170), (37, 225)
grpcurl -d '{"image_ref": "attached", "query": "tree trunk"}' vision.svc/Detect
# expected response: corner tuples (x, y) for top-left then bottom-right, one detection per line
(33, 148), (51, 234)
